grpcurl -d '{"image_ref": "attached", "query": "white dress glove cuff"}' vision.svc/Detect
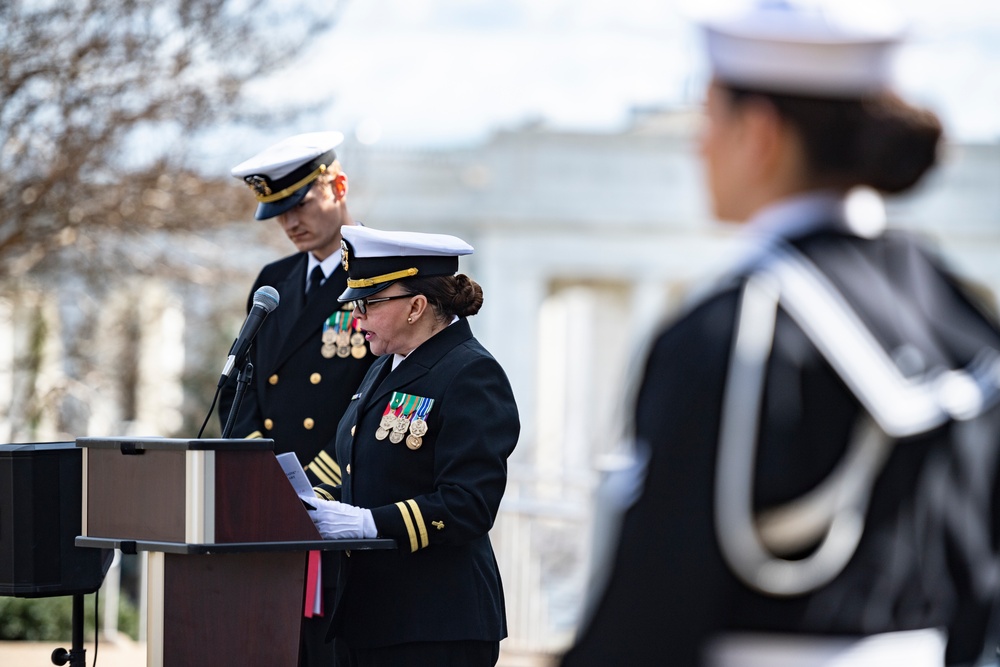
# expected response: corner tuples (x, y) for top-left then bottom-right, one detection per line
(361, 508), (377, 539)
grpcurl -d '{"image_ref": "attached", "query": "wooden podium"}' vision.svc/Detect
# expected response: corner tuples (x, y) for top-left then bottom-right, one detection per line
(75, 437), (394, 667)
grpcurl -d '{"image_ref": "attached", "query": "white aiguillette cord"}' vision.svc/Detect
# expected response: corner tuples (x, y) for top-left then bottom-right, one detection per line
(715, 246), (1000, 596)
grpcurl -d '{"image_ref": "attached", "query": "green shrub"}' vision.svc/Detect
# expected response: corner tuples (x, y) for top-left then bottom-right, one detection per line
(0, 593), (139, 641)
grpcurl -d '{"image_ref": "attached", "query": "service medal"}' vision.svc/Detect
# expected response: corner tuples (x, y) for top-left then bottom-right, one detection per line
(321, 343), (337, 359)
(351, 345), (367, 359)
(393, 415), (410, 434)
(378, 393), (407, 441)
(336, 330), (351, 347)
(407, 397), (435, 440)
(409, 418), (428, 438)
(350, 332), (365, 347)
(322, 312), (345, 347)
(395, 399), (415, 430)
(390, 415), (410, 444)
(405, 434), (423, 450)
(375, 406), (396, 440)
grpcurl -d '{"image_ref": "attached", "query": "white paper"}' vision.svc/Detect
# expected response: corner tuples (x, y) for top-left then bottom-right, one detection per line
(277, 452), (314, 497)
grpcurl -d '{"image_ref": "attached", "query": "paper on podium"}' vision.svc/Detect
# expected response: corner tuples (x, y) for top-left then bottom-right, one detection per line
(277, 452), (314, 497)
(277, 452), (325, 616)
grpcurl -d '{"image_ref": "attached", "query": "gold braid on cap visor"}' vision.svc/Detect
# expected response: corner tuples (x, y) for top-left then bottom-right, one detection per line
(254, 164), (327, 203)
(347, 267), (419, 288)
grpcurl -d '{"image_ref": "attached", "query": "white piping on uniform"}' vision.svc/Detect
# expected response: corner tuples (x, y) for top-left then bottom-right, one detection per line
(715, 247), (1000, 596)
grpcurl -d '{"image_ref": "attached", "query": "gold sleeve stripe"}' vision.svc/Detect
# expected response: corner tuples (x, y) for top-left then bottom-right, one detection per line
(314, 487), (335, 501)
(318, 451), (342, 477)
(309, 454), (341, 485)
(245, 431), (263, 439)
(395, 501), (419, 553)
(405, 499), (429, 549)
(307, 461), (335, 486)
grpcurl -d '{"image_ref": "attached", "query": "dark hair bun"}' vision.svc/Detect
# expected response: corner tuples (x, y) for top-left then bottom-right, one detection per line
(450, 274), (483, 317)
(854, 95), (942, 193)
(401, 273), (484, 320)
(725, 86), (942, 194)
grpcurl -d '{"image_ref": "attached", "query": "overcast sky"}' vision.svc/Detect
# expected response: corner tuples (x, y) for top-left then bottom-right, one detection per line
(229, 0), (1000, 154)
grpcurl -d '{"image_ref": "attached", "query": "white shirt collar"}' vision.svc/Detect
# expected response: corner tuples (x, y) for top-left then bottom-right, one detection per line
(744, 190), (849, 242)
(391, 353), (407, 371)
(735, 188), (886, 272)
(745, 188), (887, 242)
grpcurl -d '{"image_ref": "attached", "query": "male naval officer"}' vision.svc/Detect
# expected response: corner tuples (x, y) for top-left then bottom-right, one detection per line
(220, 131), (375, 667)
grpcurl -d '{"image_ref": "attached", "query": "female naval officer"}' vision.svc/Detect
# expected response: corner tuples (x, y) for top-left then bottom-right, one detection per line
(300, 225), (520, 667)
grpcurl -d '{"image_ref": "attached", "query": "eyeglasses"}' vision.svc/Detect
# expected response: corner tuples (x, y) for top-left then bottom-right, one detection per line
(352, 294), (411, 315)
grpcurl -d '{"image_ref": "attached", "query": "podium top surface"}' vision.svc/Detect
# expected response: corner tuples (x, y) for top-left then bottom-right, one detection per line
(0, 441), (76, 455)
(76, 437), (275, 452)
(76, 536), (397, 555)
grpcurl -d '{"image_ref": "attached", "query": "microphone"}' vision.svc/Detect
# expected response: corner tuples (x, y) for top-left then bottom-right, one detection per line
(218, 286), (280, 386)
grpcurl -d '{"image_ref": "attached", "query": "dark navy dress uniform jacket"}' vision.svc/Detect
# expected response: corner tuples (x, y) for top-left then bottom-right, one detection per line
(326, 317), (520, 649)
(562, 229), (1000, 667)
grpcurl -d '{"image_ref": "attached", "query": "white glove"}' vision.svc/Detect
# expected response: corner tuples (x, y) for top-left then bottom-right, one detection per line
(299, 494), (377, 540)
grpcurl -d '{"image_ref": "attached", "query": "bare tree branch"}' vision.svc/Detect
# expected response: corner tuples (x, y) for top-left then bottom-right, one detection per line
(1, 0), (344, 277)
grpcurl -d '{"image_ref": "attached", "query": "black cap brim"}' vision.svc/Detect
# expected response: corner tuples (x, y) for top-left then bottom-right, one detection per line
(253, 181), (314, 220)
(338, 281), (397, 303)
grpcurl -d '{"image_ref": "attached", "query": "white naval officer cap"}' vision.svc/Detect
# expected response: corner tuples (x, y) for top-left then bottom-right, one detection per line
(696, 0), (907, 97)
(230, 131), (344, 220)
(338, 226), (474, 302)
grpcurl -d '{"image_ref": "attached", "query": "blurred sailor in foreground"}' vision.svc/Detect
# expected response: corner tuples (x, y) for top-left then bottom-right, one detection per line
(561, 1), (1000, 665)
(221, 131), (376, 667)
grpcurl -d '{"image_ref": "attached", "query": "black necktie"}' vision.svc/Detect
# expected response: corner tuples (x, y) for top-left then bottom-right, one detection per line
(306, 266), (324, 303)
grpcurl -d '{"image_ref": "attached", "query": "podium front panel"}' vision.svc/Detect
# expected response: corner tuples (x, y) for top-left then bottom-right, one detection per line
(79, 437), (320, 544)
(85, 448), (187, 542)
(148, 551), (304, 667)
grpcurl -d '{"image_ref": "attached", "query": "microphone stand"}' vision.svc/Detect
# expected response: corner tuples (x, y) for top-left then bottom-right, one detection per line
(222, 361), (254, 439)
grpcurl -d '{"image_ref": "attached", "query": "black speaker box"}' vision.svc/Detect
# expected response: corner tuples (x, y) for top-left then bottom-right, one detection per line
(0, 442), (111, 598)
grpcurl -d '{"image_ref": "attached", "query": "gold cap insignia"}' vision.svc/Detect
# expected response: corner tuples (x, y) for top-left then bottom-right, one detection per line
(244, 175), (272, 197)
(341, 239), (350, 272)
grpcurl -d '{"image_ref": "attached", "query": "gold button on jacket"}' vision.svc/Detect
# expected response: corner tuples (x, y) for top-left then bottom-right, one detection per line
(268, 374), (279, 385)
(263, 418), (273, 430)
(310, 373), (322, 384)
(303, 417), (315, 430)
